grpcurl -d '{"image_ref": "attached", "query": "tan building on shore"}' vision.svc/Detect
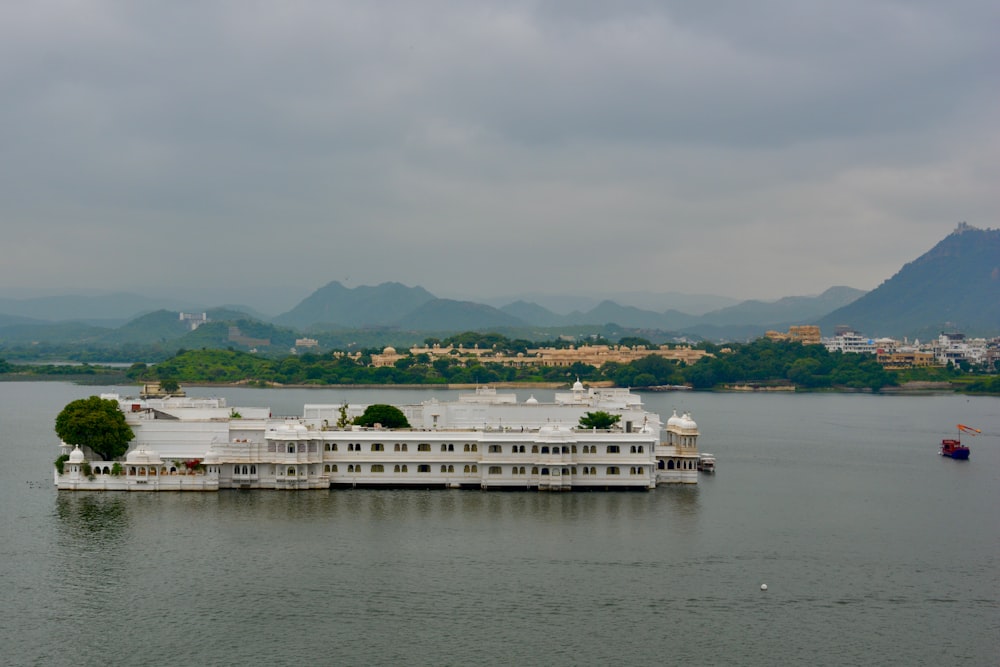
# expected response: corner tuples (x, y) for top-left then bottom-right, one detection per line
(876, 351), (938, 369)
(765, 325), (822, 345)
(372, 343), (710, 369)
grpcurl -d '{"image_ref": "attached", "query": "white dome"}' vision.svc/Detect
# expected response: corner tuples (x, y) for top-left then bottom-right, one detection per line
(666, 409), (683, 428)
(525, 395), (538, 404)
(539, 424), (573, 440)
(383, 346), (397, 354)
(126, 447), (162, 465)
(68, 445), (85, 463)
(572, 379), (585, 392)
(679, 412), (698, 430)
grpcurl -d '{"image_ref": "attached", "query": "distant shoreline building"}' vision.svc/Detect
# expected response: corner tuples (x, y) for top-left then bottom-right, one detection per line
(371, 344), (711, 369)
(178, 312), (208, 331)
(765, 325), (821, 345)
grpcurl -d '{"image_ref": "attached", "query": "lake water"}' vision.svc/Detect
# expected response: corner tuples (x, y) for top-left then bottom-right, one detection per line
(2, 382), (998, 666)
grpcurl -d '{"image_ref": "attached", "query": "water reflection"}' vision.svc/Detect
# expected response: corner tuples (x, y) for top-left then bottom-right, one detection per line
(54, 493), (130, 541)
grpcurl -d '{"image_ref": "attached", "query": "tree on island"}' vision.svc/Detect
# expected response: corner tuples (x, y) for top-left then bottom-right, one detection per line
(354, 404), (411, 429)
(55, 396), (135, 460)
(578, 411), (621, 430)
(159, 378), (180, 393)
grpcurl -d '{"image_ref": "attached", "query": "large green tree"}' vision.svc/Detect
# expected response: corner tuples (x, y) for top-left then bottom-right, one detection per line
(55, 396), (135, 460)
(353, 404), (411, 429)
(578, 411), (621, 430)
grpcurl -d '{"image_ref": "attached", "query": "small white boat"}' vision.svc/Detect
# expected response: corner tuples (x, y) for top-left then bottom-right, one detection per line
(698, 453), (716, 473)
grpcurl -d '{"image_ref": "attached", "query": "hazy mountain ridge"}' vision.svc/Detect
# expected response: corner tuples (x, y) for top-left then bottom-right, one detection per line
(0, 292), (204, 322)
(274, 281), (437, 330)
(2, 224), (997, 345)
(817, 224), (1000, 338)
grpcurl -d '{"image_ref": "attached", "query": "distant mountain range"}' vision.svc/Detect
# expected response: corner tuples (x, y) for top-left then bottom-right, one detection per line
(0, 224), (996, 350)
(816, 222), (1000, 340)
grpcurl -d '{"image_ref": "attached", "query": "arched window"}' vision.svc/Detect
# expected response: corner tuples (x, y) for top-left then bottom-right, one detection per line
(441, 444), (448, 452)
(470, 465), (478, 473)
(489, 466), (502, 475)
(531, 466), (538, 475)
(607, 466), (620, 475)
(372, 443), (384, 452)
(371, 464), (384, 473)
(418, 464), (430, 473)
(394, 443), (401, 452)
(325, 464), (331, 473)
(331, 464), (338, 472)
(441, 465), (448, 473)
(541, 468), (549, 475)
(571, 445), (577, 453)
(288, 444), (295, 453)
(448, 465), (454, 473)
(448, 444), (454, 452)
(541, 446), (550, 454)
(418, 444), (431, 452)
(464, 444), (471, 452)
(637, 446), (644, 453)
(401, 465), (408, 473)
(488, 445), (502, 453)
(607, 445), (620, 454)
(288, 467), (297, 476)
(531, 445), (539, 454)
(464, 465), (471, 473)
(400, 443), (408, 452)
(471, 444), (478, 452)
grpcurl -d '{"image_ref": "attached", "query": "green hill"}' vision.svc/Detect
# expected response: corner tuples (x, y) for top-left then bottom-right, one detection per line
(274, 281), (436, 329)
(817, 223), (1000, 338)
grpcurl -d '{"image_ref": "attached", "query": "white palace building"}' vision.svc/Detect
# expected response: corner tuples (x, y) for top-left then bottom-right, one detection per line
(55, 383), (703, 492)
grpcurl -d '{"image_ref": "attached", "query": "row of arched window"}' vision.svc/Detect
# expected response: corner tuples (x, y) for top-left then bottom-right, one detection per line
(321, 442), (654, 455)
(479, 444), (649, 455)
(326, 442), (481, 453)
(330, 464), (482, 474)
(659, 459), (697, 470)
(279, 443), (319, 454)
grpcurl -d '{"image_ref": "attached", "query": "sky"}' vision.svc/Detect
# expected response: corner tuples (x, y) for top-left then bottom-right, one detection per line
(1, 0), (997, 312)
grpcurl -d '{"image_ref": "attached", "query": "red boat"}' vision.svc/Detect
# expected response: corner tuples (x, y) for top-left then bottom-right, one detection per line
(940, 424), (979, 460)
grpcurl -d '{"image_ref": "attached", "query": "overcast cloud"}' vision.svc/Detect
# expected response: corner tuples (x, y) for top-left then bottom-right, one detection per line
(1, 0), (997, 310)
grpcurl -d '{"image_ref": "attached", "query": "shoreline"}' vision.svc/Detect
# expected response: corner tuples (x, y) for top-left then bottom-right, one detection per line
(0, 376), (975, 394)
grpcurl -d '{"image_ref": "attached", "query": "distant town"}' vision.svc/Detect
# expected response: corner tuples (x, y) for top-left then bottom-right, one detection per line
(765, 325), (997, 370)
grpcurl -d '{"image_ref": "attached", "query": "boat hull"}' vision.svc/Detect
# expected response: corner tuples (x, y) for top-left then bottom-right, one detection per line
(940, 439), (970, 460)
